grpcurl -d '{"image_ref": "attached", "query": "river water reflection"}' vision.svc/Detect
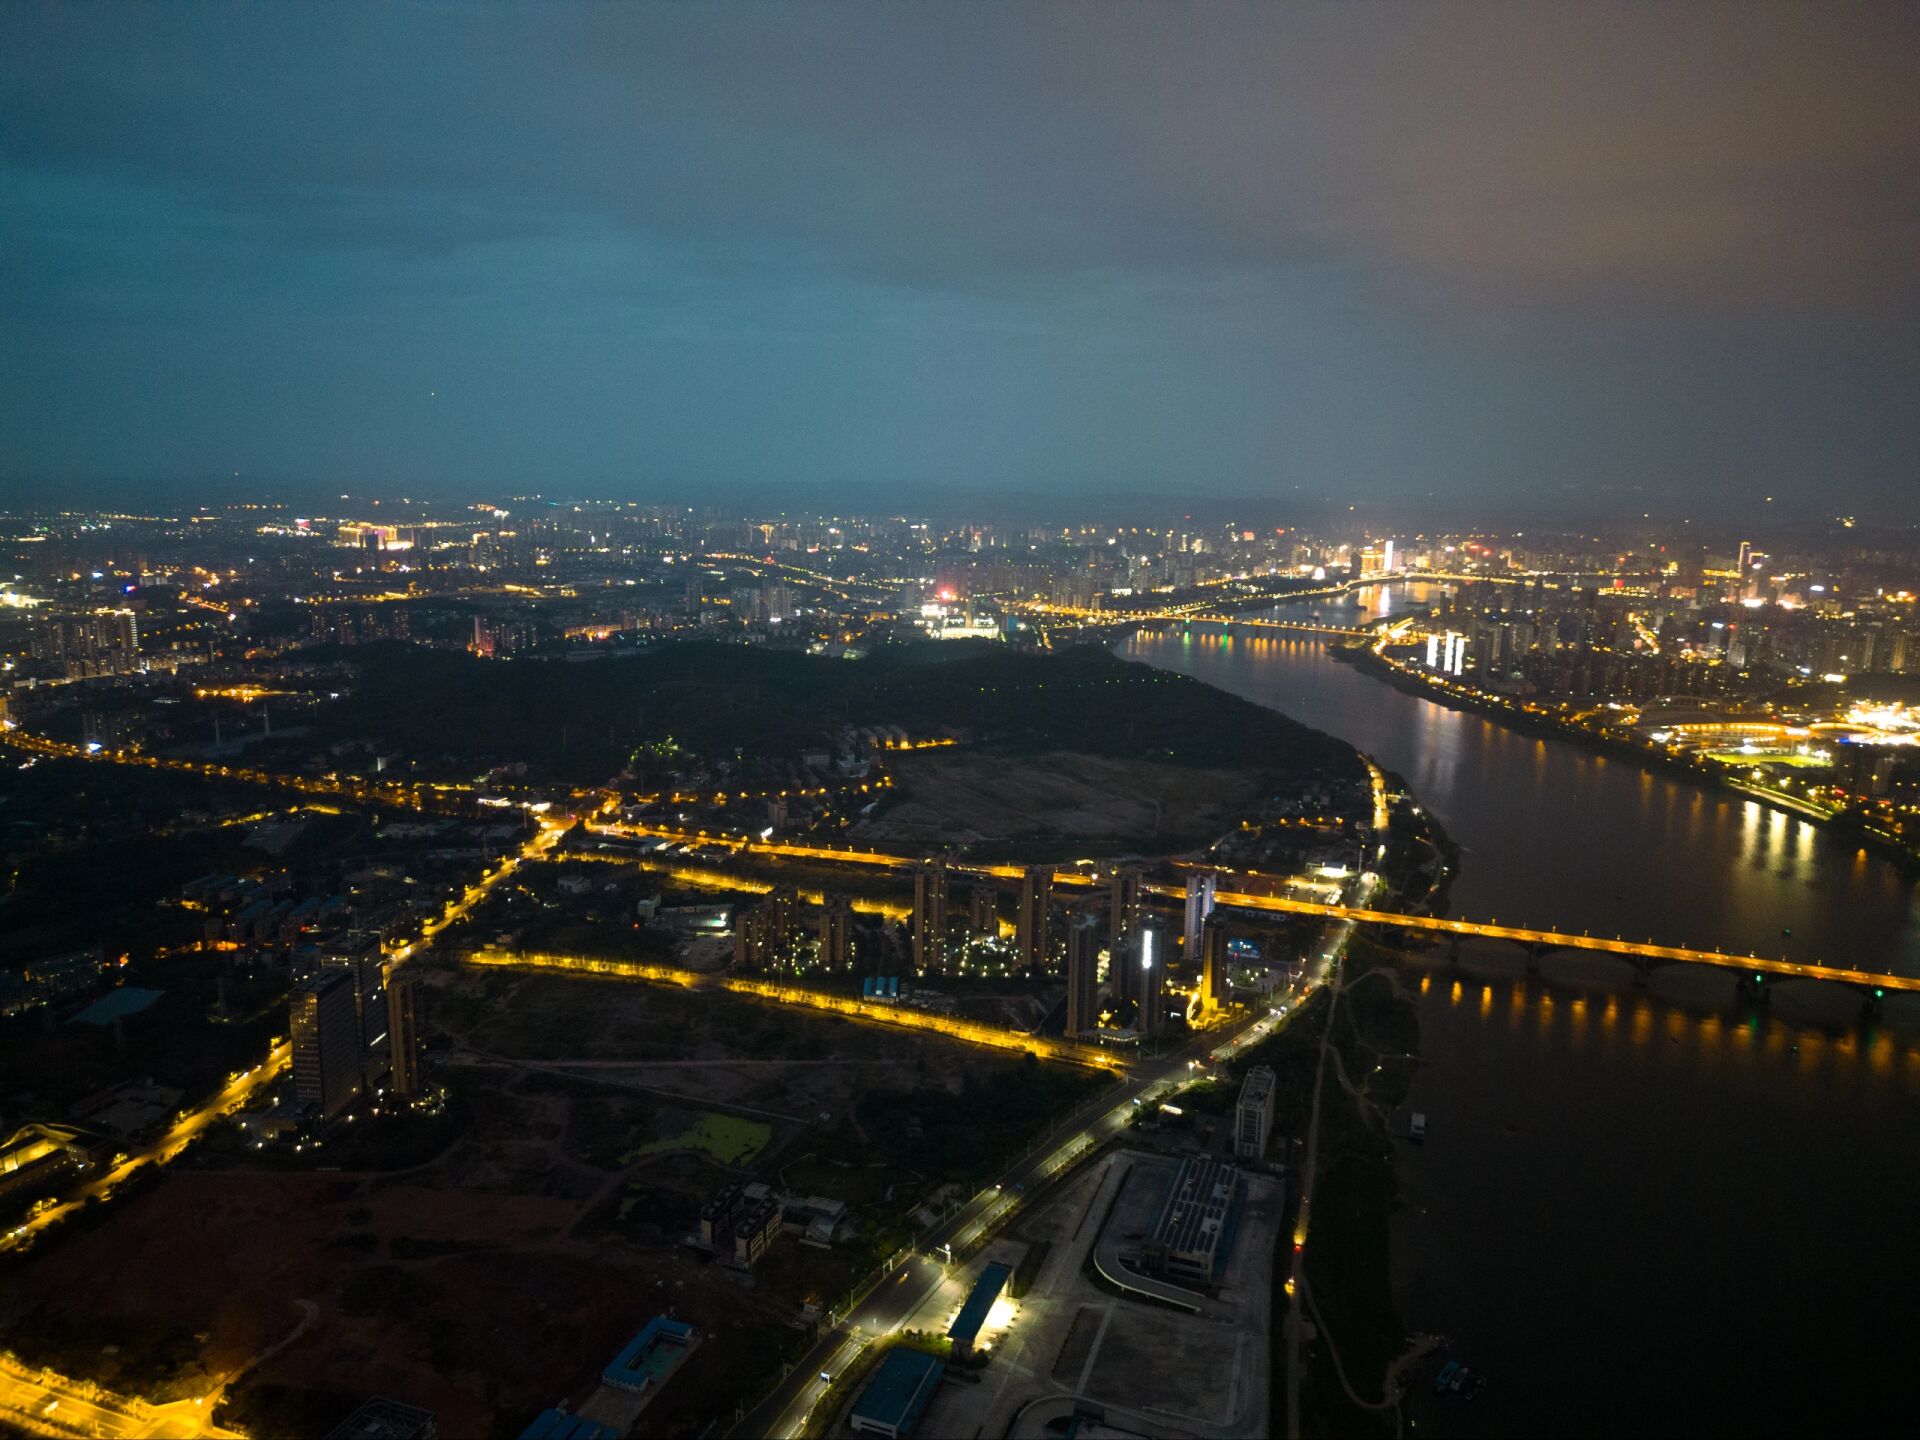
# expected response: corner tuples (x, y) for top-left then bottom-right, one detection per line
(1122, 586), (1920, 1436)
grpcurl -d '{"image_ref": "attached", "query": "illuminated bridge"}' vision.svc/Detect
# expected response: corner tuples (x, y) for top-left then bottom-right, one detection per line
(13, 724), (1913, 1010)
(1195, 887), (1920, 1010)
(1014, 602), (1368, 638)
(1159, 616), (1369, 638)
(586, 823), (1918, 1004)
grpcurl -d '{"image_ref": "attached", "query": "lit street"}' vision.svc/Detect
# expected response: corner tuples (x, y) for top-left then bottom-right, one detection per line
(0, 1352), (241, 1440)
(3, 1042), (292, 1254)
(736, 989), (1320, 1440)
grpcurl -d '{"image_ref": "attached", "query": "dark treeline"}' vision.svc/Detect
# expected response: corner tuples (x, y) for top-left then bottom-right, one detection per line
(321, 641), (1363, 785)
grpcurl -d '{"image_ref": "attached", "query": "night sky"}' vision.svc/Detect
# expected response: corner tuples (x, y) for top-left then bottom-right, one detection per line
(3, 3), (1916, 516)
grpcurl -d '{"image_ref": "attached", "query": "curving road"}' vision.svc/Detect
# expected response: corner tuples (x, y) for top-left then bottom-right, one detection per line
(730, 997), (1308, 1440)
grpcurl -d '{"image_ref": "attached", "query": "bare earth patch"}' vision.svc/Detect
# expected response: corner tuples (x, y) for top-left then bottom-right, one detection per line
(856, 748), (1260, 852)
(0, 973), (1089, 1438)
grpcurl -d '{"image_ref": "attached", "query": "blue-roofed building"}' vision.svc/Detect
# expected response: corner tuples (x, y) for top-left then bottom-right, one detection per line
(849, 1347), (945, 1439)
(68, 987), (164, 1026)
(602, 1316), (699, 1394)
(516, 1408), (619, 1440)
(946, 1261), (1013, 1359)
(518, 1316), (700, 1440)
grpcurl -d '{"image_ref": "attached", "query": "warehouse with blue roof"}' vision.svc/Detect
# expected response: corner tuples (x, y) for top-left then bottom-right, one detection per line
(849, 1347), (946, 1439)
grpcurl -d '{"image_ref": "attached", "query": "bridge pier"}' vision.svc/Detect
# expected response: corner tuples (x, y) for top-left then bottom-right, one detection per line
(1446, 935), (1462, 965)
(1735, 971), (1772, 1008)
(1629, 958), (1652, 989)
(1861, 986), (1886, 1023)
(1523, 941), (1548, 974)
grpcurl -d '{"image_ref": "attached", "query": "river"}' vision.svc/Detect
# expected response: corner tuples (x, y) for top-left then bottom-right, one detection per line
(1121, 584), (1920, 1437)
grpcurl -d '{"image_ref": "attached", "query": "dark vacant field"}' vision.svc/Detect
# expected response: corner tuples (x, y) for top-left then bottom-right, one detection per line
(858, 745), (1261, 855)
(0, 961), (1114, 1438)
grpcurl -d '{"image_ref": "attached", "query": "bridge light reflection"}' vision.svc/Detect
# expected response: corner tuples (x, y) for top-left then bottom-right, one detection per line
(1868, 1033), (1894, 1076)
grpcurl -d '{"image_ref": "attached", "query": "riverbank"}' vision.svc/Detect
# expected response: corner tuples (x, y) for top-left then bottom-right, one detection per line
(1373, 770), (1462, 921)
(1335, 641), (1920, 875)
(1121, 613), (1920, 1435)
(1256, 784), (1438, 1437)
(1282, 941), (1423, 1440)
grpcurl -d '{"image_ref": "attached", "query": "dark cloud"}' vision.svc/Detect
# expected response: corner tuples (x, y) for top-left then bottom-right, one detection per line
(1, 2), (1915, 512)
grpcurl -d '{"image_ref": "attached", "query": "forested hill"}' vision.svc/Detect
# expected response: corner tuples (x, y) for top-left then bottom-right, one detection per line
(321, 640), (1362, 786)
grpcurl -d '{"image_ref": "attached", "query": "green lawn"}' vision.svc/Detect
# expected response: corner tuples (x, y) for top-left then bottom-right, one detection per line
(632, 1107), (770, 1166)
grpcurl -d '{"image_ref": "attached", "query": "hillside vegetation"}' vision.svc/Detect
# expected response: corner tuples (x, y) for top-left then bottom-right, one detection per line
(322, 640), (1362, 786)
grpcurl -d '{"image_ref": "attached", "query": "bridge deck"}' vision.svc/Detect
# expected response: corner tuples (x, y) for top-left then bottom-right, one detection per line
(1204, 889), (1920, 992)
(10, 727), (1911, 995)
(575, 825), (1917, 991)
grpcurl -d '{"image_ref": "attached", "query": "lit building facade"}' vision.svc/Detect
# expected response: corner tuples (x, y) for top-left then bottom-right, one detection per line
(913, 858), (950, 974)
(1065, 910), (1102, 1039)
(1235, 1064), (1276, 1161)
(1016, 865), (1052, 973)
(291, 969), (362, 1118)
(387, 973), (425, 1099)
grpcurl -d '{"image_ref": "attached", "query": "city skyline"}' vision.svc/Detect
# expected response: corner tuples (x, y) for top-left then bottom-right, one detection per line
(4, 3), (1917, 515)
(4, 499), (1920, 1436)
(5, 7), (1920, 1437)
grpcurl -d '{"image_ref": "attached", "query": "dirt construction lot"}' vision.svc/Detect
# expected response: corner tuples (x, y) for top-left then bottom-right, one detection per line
(0, 968), (1102, 1439)
(855, 749), (1260, 851)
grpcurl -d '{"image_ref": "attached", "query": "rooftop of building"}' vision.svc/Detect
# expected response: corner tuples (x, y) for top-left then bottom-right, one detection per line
(948, 1260), (1013, 1347)
(1238, 1065), (1276, 1103)
(516, 1408), (619, 1440)
(68, 986), (164, 1026)
(1150, 1155), (1239, 1260)
(851, 1346), (947, 1434)
(602, 1315), (697, 1390)
(321, 1396), (438, 1440)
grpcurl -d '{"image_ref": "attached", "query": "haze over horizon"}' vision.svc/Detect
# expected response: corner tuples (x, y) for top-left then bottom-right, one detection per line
(4, 3), (1917, 517)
